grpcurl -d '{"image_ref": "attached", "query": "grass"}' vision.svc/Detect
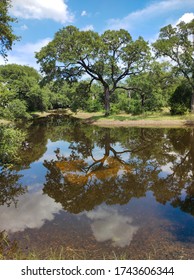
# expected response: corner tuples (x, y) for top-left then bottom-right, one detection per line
(0, 230), (129, 260)
(1, 108), (194, 127)
(71, 110), (194, 127)
(0, 240), (126, 260)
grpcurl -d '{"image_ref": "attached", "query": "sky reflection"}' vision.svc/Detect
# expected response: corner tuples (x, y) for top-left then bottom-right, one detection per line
(0, 188), (62, 233)
(83, 205), (139, 247)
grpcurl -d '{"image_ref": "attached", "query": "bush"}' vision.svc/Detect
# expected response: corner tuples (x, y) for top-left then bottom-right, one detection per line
(3, 99), (31, 120)
(128, 99), (143, 115)
(86, 96), (103, 112)
(170, 82), (192, 115)
(113, 93), (131, 113)
(0, 126), (26, 164)
(170, 103), (189, 115)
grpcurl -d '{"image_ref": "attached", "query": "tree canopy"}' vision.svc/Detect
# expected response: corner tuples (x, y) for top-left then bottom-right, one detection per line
(153, 19), (194, 111)
(36, 26), (150, 115)
(0, 0), (18, 59)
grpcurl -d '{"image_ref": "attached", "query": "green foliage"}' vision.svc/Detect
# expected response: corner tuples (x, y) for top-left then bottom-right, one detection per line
(86, 96), (103, 112)
(117, 62), (178, 114)
(0, 64), (60, 119)
(3, 99), (31, 120)
(70, 82), (90, 112)
(0, 20), (193, 118)
(153, 19), (194, 111)
(36, 26), (150, 115)
(0, 125), (26, 164)
(128, 98), (143, 115)
(0, 83), (15, 107)
(170, 82), (192, 115)
(0, 64), (40, 100)
(0, 0), (19, 59)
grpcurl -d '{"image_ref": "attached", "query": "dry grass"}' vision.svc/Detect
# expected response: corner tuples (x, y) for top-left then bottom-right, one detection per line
(71, 111), (194, 127)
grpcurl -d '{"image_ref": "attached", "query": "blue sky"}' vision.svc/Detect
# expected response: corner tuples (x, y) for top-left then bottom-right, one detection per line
(1, 0), (194, 69)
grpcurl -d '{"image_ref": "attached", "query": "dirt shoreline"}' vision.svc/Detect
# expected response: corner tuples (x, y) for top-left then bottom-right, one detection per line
(1, 110), (194, 128)
(84, 119), (194, 127)
(70, 112), (194, 127)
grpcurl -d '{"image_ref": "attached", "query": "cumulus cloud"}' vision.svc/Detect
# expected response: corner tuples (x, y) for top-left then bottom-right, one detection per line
(0, 190), (62, 233)
(10, 0), (74, 23)
(84, 206), (139, 247)
(176, 12), (194, 24)
(0, 37), (51, 69)
(107, 0), (194, 31)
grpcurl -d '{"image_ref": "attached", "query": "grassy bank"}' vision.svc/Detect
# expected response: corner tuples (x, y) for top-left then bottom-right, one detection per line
(1, 109), (194, 127)
(71, 111), (194, 127)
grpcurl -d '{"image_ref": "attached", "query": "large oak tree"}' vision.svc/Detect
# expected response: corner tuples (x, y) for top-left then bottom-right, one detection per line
(36, 26), (150, 115)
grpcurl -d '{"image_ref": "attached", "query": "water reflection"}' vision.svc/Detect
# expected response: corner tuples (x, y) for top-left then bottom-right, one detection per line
(0, 187), (62, 233)
(82, 205), (138, 247)
(41, 124), (194, 218)
(1, 116), (194, 257)
(0, 167), (26, 207)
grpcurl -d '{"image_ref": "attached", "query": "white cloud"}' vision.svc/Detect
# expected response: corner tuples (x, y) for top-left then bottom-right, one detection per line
(10, 0), (74, 23)
(0, 190), (62, 233)
(176, 12), (194, 24)
(0, 38), (51, 69)
(151, 12), (194, 43)
(81, 10), (87, 17)
(107, 0), (194, 31)
(81, 25), (94, 31)
(17, 38), (51, 55)
(83, 206), (139, 247)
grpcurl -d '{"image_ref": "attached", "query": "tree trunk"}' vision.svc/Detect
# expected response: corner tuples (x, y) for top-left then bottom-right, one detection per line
(104, 87), (110, 116)
(191, 87), (194, 113)
(141, 93), (145, 111)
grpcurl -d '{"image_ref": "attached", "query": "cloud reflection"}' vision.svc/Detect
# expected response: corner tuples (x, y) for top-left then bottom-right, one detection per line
(0, 189), (62, 233)
(84, 206), (139, 247)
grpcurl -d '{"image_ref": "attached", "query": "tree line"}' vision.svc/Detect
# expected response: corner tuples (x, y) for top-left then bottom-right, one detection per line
(0, 1), (194, 120)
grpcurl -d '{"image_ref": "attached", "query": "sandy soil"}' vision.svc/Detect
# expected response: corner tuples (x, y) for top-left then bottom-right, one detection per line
(84, 119), (194, 128)
(72, 112), (194, 128)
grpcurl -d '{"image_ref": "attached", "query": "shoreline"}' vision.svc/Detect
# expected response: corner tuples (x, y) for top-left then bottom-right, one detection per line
(82, 119), (193, 128)
(1, 110), (194, 128)
(71, 112), (194, 128)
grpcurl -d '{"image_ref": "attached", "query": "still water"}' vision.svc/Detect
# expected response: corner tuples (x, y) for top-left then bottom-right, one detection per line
(1, 115), (194, 259)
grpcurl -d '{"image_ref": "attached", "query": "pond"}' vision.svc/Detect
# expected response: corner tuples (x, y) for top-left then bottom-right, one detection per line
(1, 115), (194, 259)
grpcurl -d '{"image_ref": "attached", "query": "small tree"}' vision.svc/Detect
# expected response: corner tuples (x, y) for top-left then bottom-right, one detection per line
(170, 81), (192, 115)
(36, 26), (150, 116)
(153, 19), (194, 112)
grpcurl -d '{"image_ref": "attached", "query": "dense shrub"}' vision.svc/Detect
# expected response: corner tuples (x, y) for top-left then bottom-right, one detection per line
(170, 82), (192, 115)
(0, 125), (26, 163)
(2, 99), (31, 120)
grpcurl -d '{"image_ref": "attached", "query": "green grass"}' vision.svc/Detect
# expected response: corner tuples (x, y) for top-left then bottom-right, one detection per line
(2, 108), (194, 126)
(75, 110), (194, 122)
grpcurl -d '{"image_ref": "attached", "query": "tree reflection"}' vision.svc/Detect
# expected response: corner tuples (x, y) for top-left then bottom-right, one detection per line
(0, 125), (27, 207)
(0, 168), (26, 207)
(43, 127), (194, 216)
(43, 131), (136, 213)
(43, 129), (158, 213)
